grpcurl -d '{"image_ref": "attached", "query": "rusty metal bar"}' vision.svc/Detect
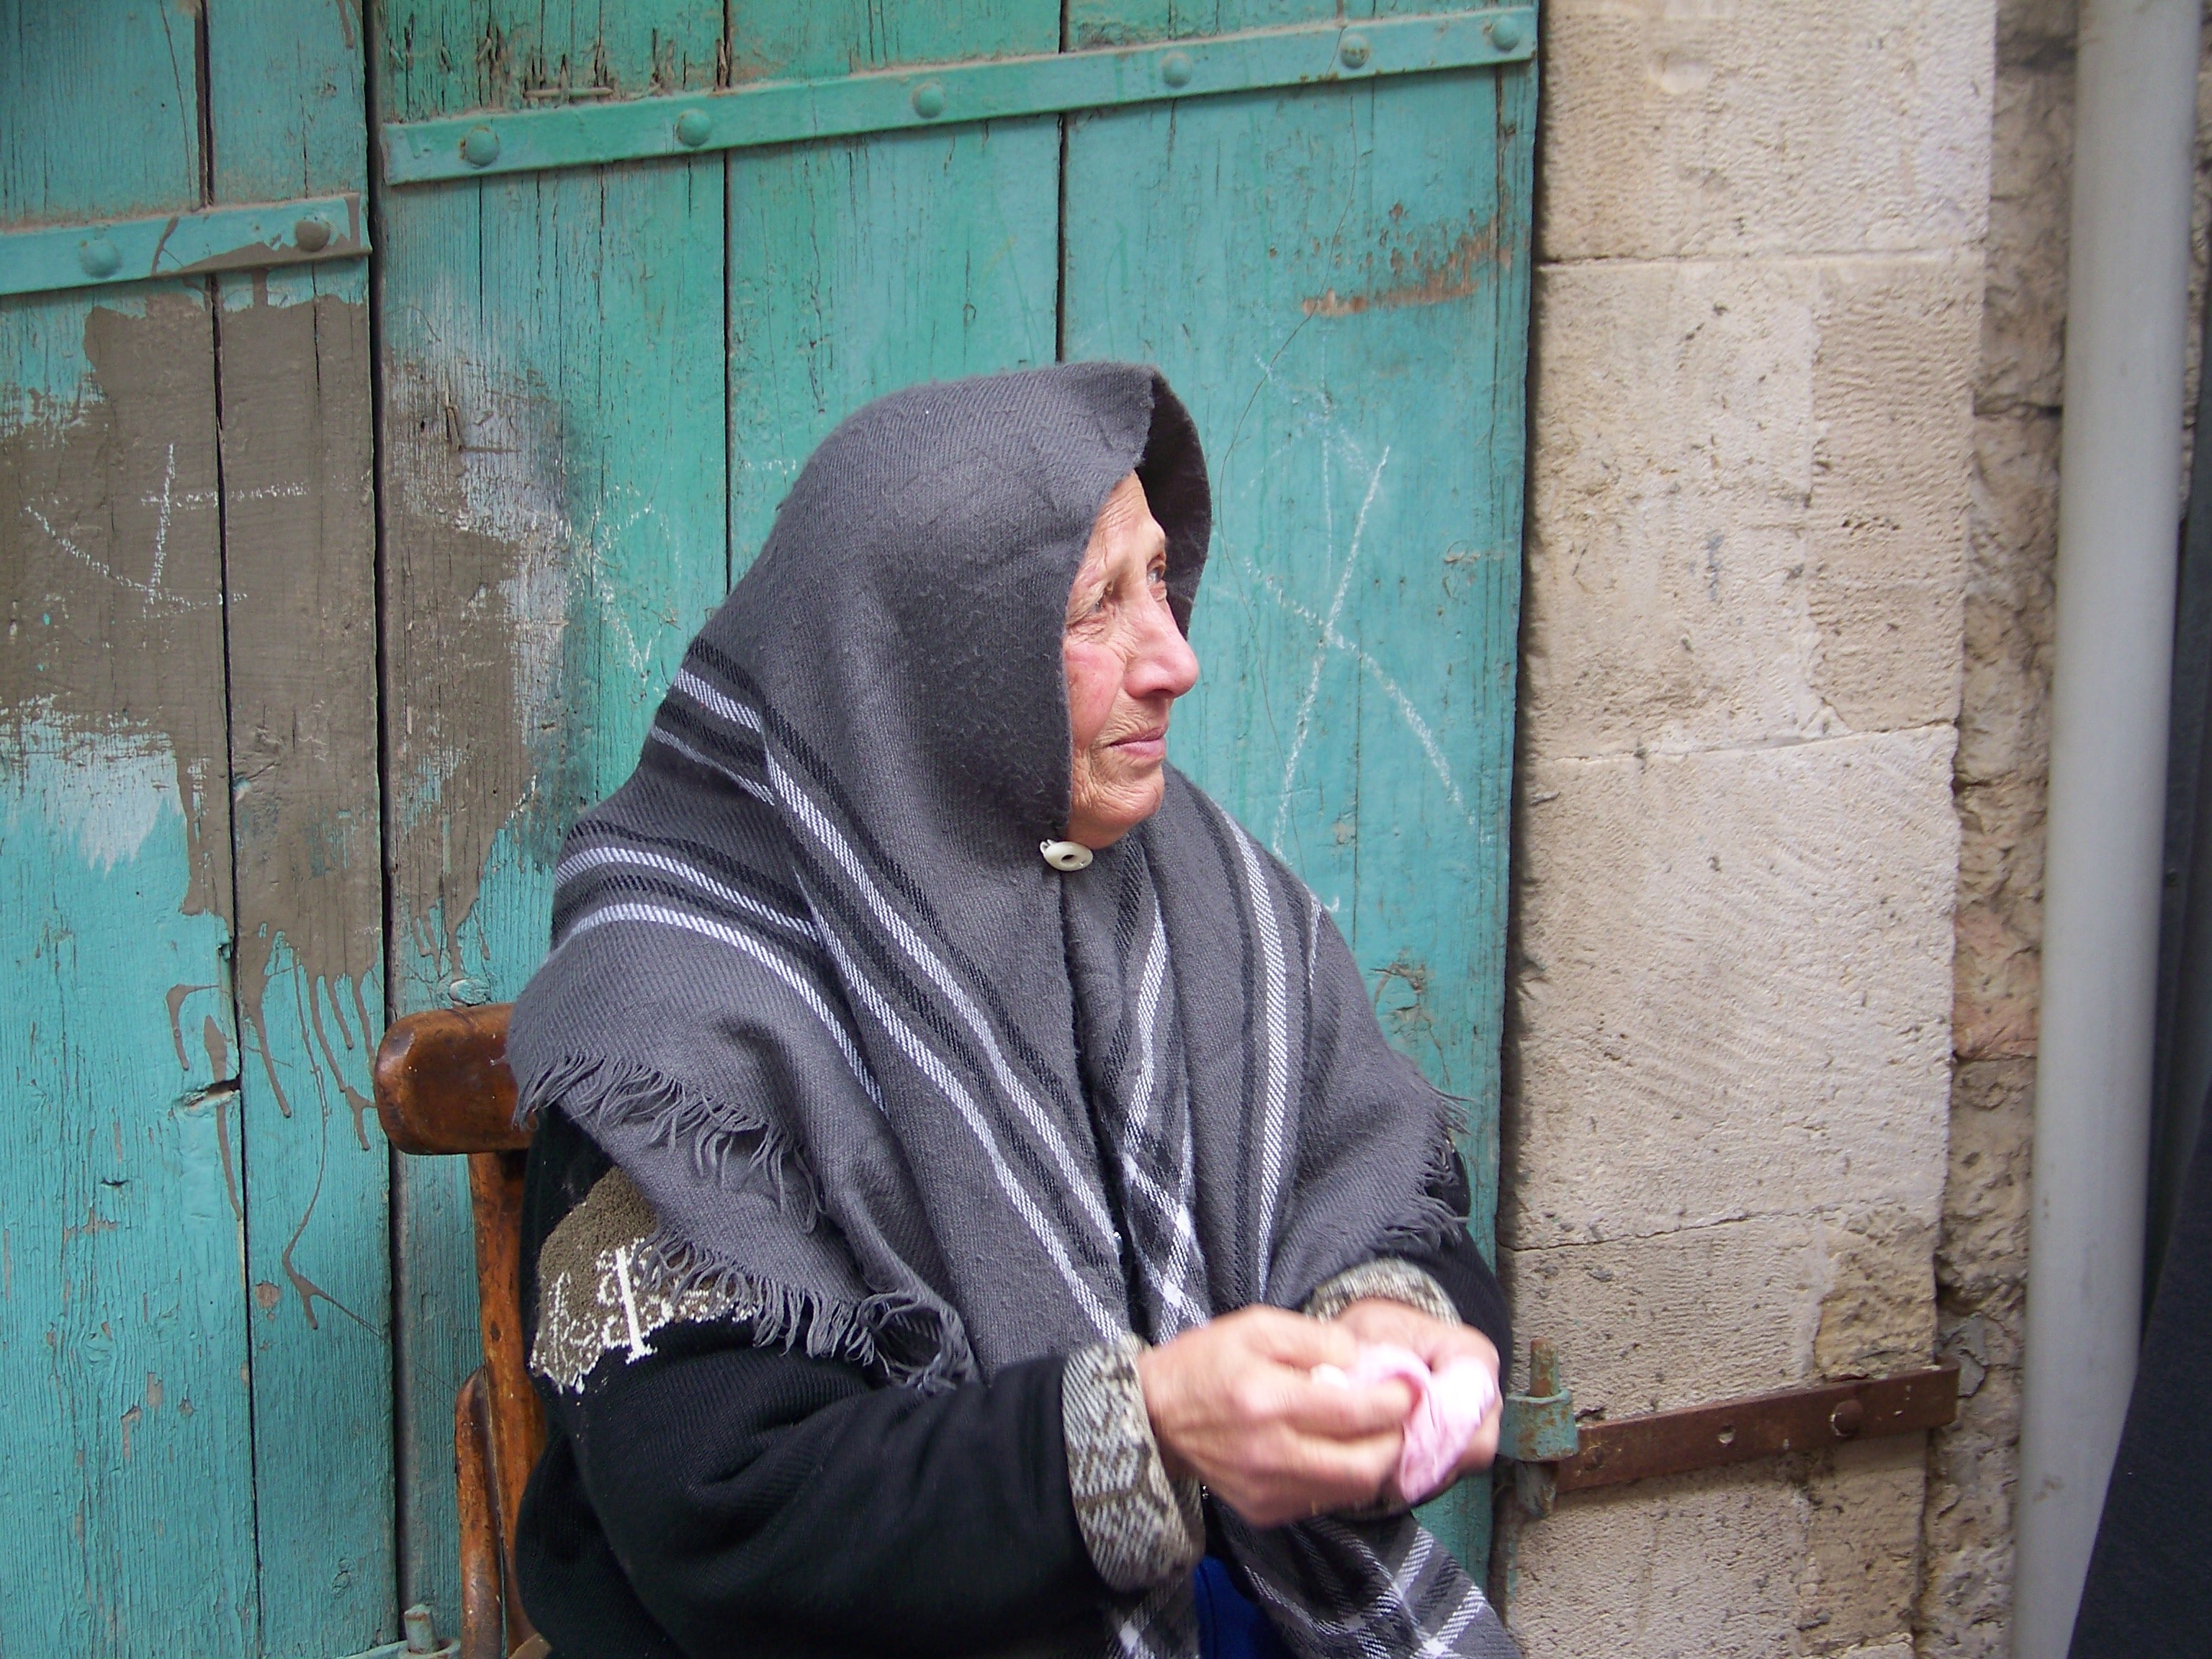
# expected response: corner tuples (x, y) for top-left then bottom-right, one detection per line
(1550, 1364), (1960, 1493)
(0, 192), (369, 300)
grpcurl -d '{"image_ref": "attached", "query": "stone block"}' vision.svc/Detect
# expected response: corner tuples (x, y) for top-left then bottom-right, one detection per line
(1799, 1436), (1929, 1650)
(1803, 258), (1980, 732)
(1538, 0), (1994, 262)
(1502, 1216), (1827, 1416)
(1505, 731), (1958, 1246)
(1503, 1206), (1938, 1423)
(1504, 1465), (1810, 1659)
(1952, 773), (2044, 1060)
(1915, 1360), (2023, 1658)
(1958, 411), (2059, 787)
(1814, 1206), (1939, 1377)
(1996, 0), (2076, 66)
(1504, 1444), (1928, 1656)
(1936, 1058), (2034, 1310)
(1978, 44), (2073, 410)
(1523, 256), (1975, 757)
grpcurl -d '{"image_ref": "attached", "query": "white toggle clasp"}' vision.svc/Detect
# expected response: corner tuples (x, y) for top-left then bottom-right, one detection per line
(1040, 840), (1094, 871)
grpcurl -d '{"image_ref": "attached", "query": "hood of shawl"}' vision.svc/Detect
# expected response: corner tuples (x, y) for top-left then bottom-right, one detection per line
(696, 362), (1210, 860)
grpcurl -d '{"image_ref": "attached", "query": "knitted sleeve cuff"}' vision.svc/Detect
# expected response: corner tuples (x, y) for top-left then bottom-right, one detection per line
(1303, 1257), (1462, 1326)
(1061, 1336), (1206, 1593)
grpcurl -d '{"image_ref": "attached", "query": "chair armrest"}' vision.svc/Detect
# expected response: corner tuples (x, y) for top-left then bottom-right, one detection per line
(374, 1004), (527, 1154)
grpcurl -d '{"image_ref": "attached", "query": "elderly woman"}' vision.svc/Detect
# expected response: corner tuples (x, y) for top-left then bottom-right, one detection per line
(507, 364), (1516, 1659)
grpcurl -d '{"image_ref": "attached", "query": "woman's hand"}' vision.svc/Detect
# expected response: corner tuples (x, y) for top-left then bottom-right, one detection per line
(1330, 1298), (1503, 1489)
(1133, 1306), (1415, 1527)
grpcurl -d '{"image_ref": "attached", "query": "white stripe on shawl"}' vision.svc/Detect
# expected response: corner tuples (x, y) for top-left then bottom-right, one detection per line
(1243, 1524), (1429, 1655)
(1222, 809), (1294, 1295)
(646, 724), (777, 803)
(677, 672), (1125, 1256)
(760, 746), (1124, 1251)
(809, 914), (1125, 1342)
(1117, 896), (1208, 1333)
(555, 844), (816, 940)
(673, 667), (763, 732)
(557, 903), (879, 1110)
(1242, 1521), (1501, 1659)
(1112, 1580), (1184, 1659)
(671, 673), (1126, 1338)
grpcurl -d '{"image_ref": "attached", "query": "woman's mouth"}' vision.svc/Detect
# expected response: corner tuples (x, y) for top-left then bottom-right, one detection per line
(1109, 727), (1168, 763)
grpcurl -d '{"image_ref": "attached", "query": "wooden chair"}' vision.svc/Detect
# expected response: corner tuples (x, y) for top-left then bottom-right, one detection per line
(374, 1004), (549, 1659)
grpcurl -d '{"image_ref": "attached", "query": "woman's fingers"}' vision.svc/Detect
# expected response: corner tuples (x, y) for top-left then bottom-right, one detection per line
(1205, 1308), (1416, 1434)
(1457, 1403), (1502, 1475)
(1331, 1298), (1497, 1379)
(1223, 1304), (1362, 1370)
(1218, 1431), (1407, 1527)
(1269, 1369), (1416, 1437)
(1136, 1309), (1416, 1521)
(1135, 1300), (1513, 1522)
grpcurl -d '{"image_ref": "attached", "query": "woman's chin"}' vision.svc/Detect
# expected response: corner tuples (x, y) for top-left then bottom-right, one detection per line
(1069, 771), (1166, 848)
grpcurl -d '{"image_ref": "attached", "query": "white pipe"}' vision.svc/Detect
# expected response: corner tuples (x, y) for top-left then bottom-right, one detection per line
(2014, 4), (2200, 1655)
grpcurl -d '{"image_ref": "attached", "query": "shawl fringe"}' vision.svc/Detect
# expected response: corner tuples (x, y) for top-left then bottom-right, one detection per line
(519, 1052), (974, 1392)
(634, 1235), (974, 1394)
(1373, 1191), (1465, 1262)
(1372, 1105), (1477, 1261)
(518, 1051), (825, 1229)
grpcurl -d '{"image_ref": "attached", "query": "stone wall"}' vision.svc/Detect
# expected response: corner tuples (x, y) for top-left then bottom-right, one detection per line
(1501, 3), (1994, 1653)
(1913, 3), (2070, 1652)
(1916, 5), (2212, 1654)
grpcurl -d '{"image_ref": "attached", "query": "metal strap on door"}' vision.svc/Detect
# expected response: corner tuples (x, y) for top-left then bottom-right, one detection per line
(380, 9), (1534, 183)
(0, 194), (369, 299)
(0, 4), (1534, 302)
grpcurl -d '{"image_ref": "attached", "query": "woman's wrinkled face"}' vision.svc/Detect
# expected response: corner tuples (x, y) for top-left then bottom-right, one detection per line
(1063, 473), (1201, 848)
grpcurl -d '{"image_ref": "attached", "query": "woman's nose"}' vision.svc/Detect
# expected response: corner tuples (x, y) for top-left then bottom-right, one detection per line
(1128, 591), (1200, 701)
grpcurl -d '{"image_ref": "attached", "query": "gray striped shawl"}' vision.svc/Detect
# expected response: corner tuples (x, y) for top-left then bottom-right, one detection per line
(508, 363), (1516, 1658)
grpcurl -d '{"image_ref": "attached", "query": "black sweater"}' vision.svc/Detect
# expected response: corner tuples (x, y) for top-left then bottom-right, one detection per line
(513, 1110), (1511, 1659)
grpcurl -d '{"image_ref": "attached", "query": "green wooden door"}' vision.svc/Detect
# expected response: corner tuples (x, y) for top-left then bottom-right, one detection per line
(374, 0), (1534, 1608)
(1, 2), (1530, 1650)
(1, 5), (389, 1656)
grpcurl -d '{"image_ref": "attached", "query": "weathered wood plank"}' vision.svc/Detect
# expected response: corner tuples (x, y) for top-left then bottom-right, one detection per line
(374, 0), (728, 1622)
(724, 1), (1061, 567)
(377, 0), (723, 117)
(0, 0), (202, 228)
(205, 6), (395, 1652)
(726, 120), (1062, 563)
(0, 14), (254, 1652)
(212, 258), (393, 1659)
(207, 0), (369, 204)
(1062, 1), (1534, 1570)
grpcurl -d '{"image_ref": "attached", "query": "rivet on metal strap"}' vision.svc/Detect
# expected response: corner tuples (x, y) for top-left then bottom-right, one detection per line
(1160, 50), (1194, 88)
(292, 217), (331, 253)
(911, 81), (946, 120)
(77, 238), (120, 278)
(674, 108), (713, 148)
(460, 125), (500, 168)
(1489, 14), (1524, 52)
(1339, 31), (1371, 69)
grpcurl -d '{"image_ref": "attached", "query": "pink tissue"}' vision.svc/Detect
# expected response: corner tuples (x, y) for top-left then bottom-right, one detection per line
(1310, 1344), (1500, 1505)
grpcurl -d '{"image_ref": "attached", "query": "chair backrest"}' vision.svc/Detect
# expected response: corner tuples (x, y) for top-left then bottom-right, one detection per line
(374, 1005), (545, 1659)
